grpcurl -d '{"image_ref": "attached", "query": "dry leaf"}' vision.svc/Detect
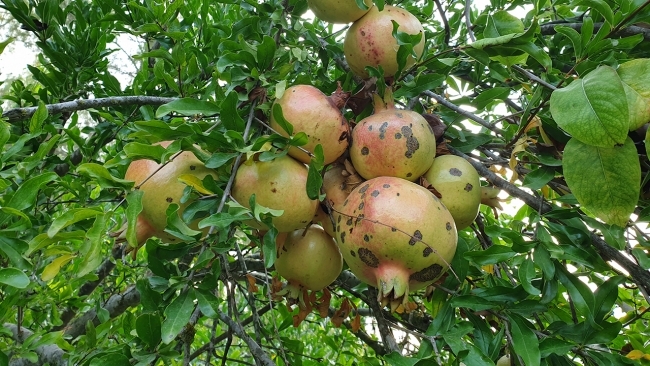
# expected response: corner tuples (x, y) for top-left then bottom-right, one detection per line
(246, 274), (259, 293)
(350, 313), (361, 333)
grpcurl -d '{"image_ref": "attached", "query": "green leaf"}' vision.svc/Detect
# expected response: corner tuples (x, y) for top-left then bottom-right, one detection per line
(617, 59), (650, 130)
(449, 135), (493, 153)
(78, 213), (110, 277)
(384, 352), (419, 366)
(554, 26), (583, 58)
(464, 245), (516, 266)
(161, 289), (195, 344)
(164, 203), (202, 241)
(123, 142), (167, 161)
(450, 295), (497, 311)
(29, 101), (48, 134)
(507, 42), (552, 69)
(136, 279), (162, 312)
(0, 268), (29, 288)
(593, 275), (625, 322)
(77, 163), (134, 189)
(508, 313), (541, 366)
(306, 161), (323, 201)
(393, 74), (445, 99)
(5, 172), (57, 212)
(0, 121), (9, 150)
(89, 354), (130, 366)
(563, 137), (640, 227)
(533, 244), (555, 279)
(272, 103), (293, 135)
(205, 152), (238, 169)
(577, 0), (614, 25)
(263, 227), (278, 268)
(47, 208), (104, 238)
(474, 87), (511, 110)
(136, 313), (162, 349)
(518, 257), (541, 296)
(155, 98), (219, 118)
(539, 338), (574, 358)
(125, 190), (144, 248)
(220, 92), (245, 131)
(555, 263), (595, 320)
(522, 166), (555, 190)
(257, 35), (276, 70)
(550, 65), (628, 147)
(27, 231), (85, 256)
(484, 10), (524, 38)
(41, 254), (76, 281)
(195, 289), (220, 318)
(198, 212), (246, 230)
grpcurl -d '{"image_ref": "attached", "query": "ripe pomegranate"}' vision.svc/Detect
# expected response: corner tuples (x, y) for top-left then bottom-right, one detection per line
(423, 155), (481, 230)
(124, 142), (218, 244)
(232, 154), (318, 232)
(307, 0), (372, 23)
(350, 90), (436, 181)
(270, 85), (350, 165)
(275, 225), (343, 299)
(344, 5), (425, 78)
(313, 164), (359, 237)
(334, 176), (457, 310)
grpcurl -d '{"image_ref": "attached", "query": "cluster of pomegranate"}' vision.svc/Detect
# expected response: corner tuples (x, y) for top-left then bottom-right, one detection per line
(119, 2), (485, 314)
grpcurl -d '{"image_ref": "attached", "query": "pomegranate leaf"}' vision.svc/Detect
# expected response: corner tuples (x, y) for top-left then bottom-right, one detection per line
(518, 257), (541, 296)
(195, 289), (220, 319)
(77, 163), (134, 189)
(272, 103), (293, 135)
(155, 98), (219, 118)
(205, 152), (238, 169)
(123, 142), (167, 162)
(125, 191), (143, 248)
(508, 313), (541, 366)
(257, 35), (276, 71)
(484, 10), (524, 38)
(0, 268), (29, 288)
(249, 194), (284, 223)
(163, 203), (202, 241)
(78, 213), (110, 277)
(355, 0), (370, 10)
(220, 92), (245, 131)
(136, 313), (161, 350)
(263, 227), (278, 268)
(46, 207), (103, 238)
(41, 253), (76, 282)
(617, 59), (650, 130)
(161, 289), (194, 344)
(563, 137), (640, 227)
(550, 66), (628, 147)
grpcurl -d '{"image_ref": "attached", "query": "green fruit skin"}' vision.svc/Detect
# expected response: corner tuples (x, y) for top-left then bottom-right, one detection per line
(343, 5), (425, 78)
(307, 0), (372, 23)
(232, 155), (318, 232)
(423, 155), (481, 230)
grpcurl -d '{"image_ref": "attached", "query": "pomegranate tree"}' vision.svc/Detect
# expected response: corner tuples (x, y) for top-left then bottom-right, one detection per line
(344, 5), (425, 78)
(334, 176), (457, 310)
(275, 225), (343, 300)
(232, 154), (318, 232)
(350, 89), (436, 181)
(423, 155), (481, 230)
(307, 0), (372, 24)
(270, 85), (349, 165)
(123, 142), (218, 245)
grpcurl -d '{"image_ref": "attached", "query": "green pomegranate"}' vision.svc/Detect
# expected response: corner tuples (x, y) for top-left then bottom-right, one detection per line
(423, 155), (481, 230)
(307, 0), (372, 24)
(270, 85), (349, 165)
(350, 90), (436, 181)
(124, 142), (218, 245)
(343, 5), (425, 78)
(335, 176), (457, 310)
(275, 225), (343, 299)
(232, 154), (318, 232)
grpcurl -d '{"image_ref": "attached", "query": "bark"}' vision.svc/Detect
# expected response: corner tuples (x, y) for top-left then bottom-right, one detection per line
(539, 22), (650, 40)
(4, 324), (65, 366)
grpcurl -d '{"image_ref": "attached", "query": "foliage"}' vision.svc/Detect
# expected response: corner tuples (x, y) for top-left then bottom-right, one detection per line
(1, 0), (650, 365)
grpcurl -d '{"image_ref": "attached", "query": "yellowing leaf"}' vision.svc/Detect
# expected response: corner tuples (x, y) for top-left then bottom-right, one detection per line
(177, 174), (213, 195)
(41, 254), (76, 281)
(625, 350), (644, 360)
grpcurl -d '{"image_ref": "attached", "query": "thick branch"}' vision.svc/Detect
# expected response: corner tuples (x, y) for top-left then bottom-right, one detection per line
(216, 309), (276, 366)
(4, 324), (65, 366)
(2, 96), (178, 123)
(365, 288), (400, 354)
(540, 22), (650, 40)
(448, 146), (650, 294)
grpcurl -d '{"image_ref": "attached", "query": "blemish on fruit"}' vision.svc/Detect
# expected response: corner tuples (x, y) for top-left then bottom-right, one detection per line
(359, 184), (370, 194)
(358, 248), (379, 268)
(339, 131), (348, 142)
(361, 147), (369, 155)
(363, 234), (370, 242)
(350, 250), (356, 257)
(402, 126), (420, 158)
(446, 222), (452, 231)
(340, 231), (346, 243)
(395, 132), (402, 139)
(368, 125), (373, 131)
(271, 188), (277, 193)
(337, 216), (342, 223)
(406, 172), (412, 177)
(449, 168), (462, 176)
(379, 122), (389, 139)
(346, 217), (353, 226)
(166, 197), (173, 203)
(464, 183), (473, 192)
(396, 112), (403, 118)
(391, 227), (397, 232)
(371, 190), (380, 197)
(410, 263), (443, 282)
(383, 184), (390, 188)
(190, 165), (196, 170)
(423, 247), (433, 257)
(358, 202), (365, 210)
(408, 230), (422, 245)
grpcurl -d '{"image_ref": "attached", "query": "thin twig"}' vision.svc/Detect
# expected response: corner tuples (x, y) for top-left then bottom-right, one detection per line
(512, 65), (557, 90)
(465, 0), (476, 42)
(433, 0), (450, 45)
(422, 90), (505, 135)
(216, 309), (276, 366)
(366, 288), (400, 354)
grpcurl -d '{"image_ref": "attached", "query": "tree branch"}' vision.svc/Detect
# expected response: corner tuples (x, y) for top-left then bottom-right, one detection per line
(216, 309), (276, 366)
(540, 22), (650, 40)
(2, 96), (178, 123)
(422, 90), (505, 135)
(365, 288), (400, 354)
(4, 324), (66, 366)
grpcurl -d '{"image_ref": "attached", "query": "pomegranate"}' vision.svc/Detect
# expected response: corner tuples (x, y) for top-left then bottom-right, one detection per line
(496, 355), (511, 366)
(350, 89), (436, 181)
(275, 225), (343, 299)
(334, 176), (457, 310)
(231, 154), (318, 232)
(343, 5), (425, 78)
(270, 85), (350, 165)
(313, 163), (359, 237)
(423, 155), (481, 230)
(307, 0), (372, 24)
(124, 142), (218, 244)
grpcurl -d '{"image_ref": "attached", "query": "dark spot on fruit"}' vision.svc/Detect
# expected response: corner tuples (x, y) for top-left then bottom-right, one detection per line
(355, 213), (365, 225)
(358, 248), (379, 268)
(359, 184), (370, 194)
(464, 183), (473, 192)
(379, 122), (389, 139)
(361, 30), (366, 36)
(383, 184), (390, 188)
(271, 188), (277, 193)
(369, 190), (379, 198)
(190, 165), (196, 170)
(423, 247), (433, 257)
(395, 132), (402, 139)
(339, 130), (348, 142)
(410, 264), (443, 282)
(358, 202), (365, 210)
(397, 193), (400, 196)
(166, 197), (173, 203)
(446, 222), (452, 231)
(368, 125), (373, 131)
(449, 168), (462, 177)
(349, 227), (353, 234)
(401, 126), (420, 158)
(337, 215), (342, 223)
(340, 231), (346, 243)
(361, 147), (369, 155)
(343, 199), (349, 206)
(346, 217), (353, 226)
(391, 227), (397, 232)
(406, 172), (412, 177)
(409, 230), (423, 246)
(364, 234), (370, 242)
(350, 250), (356, 257)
